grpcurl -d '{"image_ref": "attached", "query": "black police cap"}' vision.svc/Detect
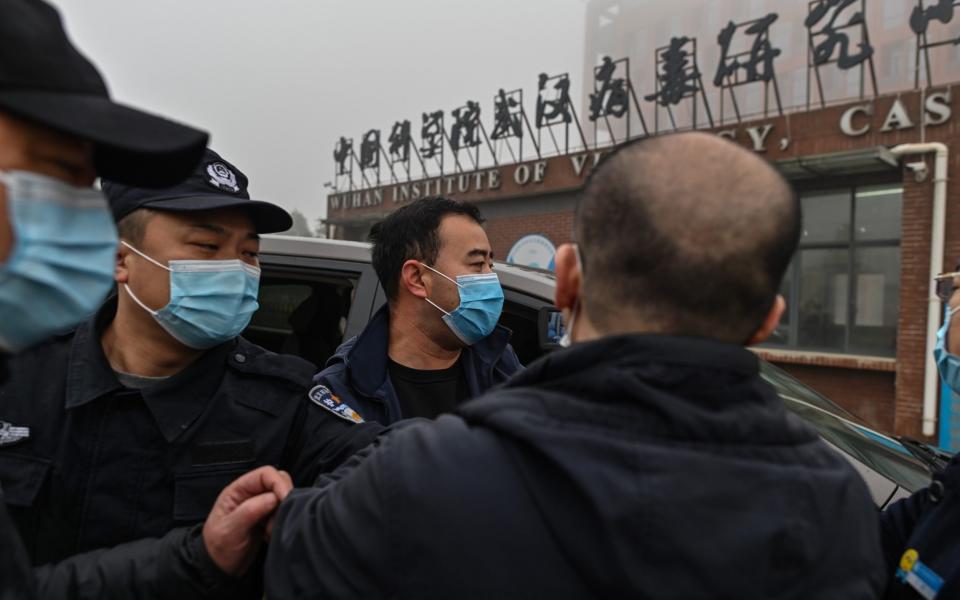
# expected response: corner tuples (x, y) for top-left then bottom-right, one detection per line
(103, 148), (293, 234)
(0, 0), (208, 188)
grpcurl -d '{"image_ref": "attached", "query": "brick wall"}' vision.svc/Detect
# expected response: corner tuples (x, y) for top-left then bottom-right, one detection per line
(486, 212), (575, 261)
(896, 173), (936, 440)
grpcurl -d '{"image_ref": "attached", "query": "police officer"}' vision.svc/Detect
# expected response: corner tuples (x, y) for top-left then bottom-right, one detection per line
(314, 197), (522, 424)
(880, 267), (960, 599)
(0, 146), (382, 568)
(0, 2), (297, 598)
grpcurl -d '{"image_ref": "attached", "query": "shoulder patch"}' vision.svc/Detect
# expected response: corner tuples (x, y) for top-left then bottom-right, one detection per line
(231, 339), (316, 388)
(308, 385), (364, 424)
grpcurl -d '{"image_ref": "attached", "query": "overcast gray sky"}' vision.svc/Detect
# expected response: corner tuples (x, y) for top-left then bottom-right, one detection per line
(50, 0), (588, 230)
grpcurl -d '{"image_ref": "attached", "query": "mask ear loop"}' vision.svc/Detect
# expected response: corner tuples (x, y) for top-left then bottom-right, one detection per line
(559, 301), (578, 348)
(119, 241), (171, 316)
(419, 262), (462, 287)
(419, 262), (463, 316)
(121, 241), (172, 272)
(948, 305), (960, 324)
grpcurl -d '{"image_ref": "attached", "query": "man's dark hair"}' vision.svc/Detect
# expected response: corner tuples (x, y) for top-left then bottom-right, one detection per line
(370, 197), (485, 301)
(576, 132), (801, 342)
(116, 208), (156, 245)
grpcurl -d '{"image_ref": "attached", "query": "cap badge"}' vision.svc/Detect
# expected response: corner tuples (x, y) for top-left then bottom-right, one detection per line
(205, 162), (240, 193)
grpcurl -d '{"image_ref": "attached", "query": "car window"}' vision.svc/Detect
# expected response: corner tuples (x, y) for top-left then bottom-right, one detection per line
(500, 289), (551, 365)
(245, 272), (358, 368)
(499, 302), (541, 365)
(760, 362), (932, 492)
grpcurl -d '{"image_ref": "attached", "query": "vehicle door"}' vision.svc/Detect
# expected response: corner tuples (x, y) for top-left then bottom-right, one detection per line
(246, 253), (378, 369)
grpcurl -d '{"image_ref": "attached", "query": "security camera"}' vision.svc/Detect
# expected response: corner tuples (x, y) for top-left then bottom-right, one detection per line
(906, 161), (929, 183)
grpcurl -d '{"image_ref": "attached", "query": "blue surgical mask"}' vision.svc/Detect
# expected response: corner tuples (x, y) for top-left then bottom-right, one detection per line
(421, 263), (504, 346)
(0, 170), (117, 352)
(121, 241), (260, 349)
(935, 305), (960, 393)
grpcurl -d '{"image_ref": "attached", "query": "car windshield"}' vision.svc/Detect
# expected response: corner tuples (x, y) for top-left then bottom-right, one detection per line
(760, 361), (932, 493)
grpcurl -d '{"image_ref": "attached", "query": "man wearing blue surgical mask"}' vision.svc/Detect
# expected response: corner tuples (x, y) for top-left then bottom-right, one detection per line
(314, 197), (522, 424)
(0, 148), (382, 577)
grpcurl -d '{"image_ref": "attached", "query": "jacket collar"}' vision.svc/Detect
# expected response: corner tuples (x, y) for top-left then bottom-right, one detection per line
(345, 305), (512, 398)
(504, 333), (759, 391)
(460, 334), (799, 446)
(65, 296), (233, 442)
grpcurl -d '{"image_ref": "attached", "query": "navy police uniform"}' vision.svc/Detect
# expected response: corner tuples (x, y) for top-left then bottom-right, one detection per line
(314, 305), (522, 424)
(882, 454), (960, 599)
(0, 148), (383, 569)
(0, 297), (382, 564)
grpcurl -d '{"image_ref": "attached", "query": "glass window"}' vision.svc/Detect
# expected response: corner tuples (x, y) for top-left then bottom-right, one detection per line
(849, 247), (901, 355)
(245, 274), (358, 368)
(801, 190), (850, 244)
(798, 248), (849, 350)
(771, 262), (793, 345)
(765, 184), (902, 357)
(856, 186), (903, 241)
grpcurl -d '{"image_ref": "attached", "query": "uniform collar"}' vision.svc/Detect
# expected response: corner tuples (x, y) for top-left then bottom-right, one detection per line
(65, 296), (234, 442)
(65, 298), (125, 410)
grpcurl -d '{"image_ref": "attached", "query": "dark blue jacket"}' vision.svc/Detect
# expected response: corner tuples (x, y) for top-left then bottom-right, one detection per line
(881, 454), (960, 599)
(268, 334), (884, 599)
(313, 306), (522, 424)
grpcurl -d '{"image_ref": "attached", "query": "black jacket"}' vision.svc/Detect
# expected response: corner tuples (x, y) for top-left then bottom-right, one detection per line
(0, 352), (241, 600)
(314, 306), (523, 424)
(0, 299), (381, 564)
(881, 453), (960, 599)
(265, 334), (885, 599)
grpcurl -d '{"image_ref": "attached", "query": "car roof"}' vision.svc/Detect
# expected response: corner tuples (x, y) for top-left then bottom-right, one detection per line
(261, 235), (557, 299)
(261, 235), (373, 263)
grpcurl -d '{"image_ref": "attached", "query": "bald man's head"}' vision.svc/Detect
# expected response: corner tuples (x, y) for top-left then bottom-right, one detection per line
(575, 132), (799, 343)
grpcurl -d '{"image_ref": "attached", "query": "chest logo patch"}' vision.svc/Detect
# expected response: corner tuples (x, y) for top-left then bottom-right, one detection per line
(308, 385), (364, 424)
(0, 421), (30, 447)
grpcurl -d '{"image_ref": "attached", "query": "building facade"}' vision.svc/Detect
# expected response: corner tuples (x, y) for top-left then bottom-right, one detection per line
(325, 0), (960, 447)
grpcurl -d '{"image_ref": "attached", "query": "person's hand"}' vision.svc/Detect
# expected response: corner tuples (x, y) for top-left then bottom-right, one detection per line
(202, 466), (293, 577)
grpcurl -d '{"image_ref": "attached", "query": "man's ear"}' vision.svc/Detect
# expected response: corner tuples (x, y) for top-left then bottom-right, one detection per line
(746, 294), (786, 346)
(399, 259), (429, 299)
(115, 241), (131, 284)
(554, 243), (581, 314)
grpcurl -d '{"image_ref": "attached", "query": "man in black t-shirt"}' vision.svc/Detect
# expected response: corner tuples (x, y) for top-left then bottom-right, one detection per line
(388, 359), (470, 418)
(312, 197), (522, 424)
